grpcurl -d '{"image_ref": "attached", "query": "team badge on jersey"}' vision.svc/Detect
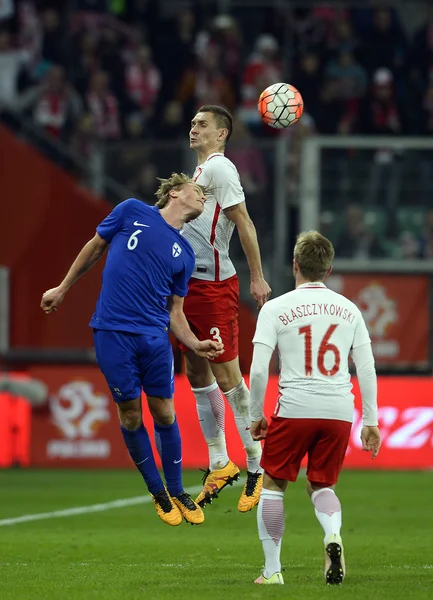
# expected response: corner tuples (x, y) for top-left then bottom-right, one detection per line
(172, 242), (182, 257)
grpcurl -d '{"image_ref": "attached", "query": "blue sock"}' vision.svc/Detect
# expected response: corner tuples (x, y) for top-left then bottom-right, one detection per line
(121, 424), (164, 496)
(154, 419), (183, 497)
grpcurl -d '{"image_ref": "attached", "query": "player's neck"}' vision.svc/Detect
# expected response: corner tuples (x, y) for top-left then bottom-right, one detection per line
(159, 205), (187, 230)
(196, 146), (224, 165)
(295, 276), (325, 288)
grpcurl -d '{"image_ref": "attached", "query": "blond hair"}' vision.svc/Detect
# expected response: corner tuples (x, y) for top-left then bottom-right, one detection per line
(294, 231), (335, 281)
(154, 172), (204, 209)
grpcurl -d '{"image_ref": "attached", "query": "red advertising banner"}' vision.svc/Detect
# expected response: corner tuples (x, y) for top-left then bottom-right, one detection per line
(27, 368), (433, 470)
(327, 274), (430, 367)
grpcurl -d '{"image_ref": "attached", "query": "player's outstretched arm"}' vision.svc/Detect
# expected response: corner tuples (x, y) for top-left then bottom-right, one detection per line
(351, 342), (381, 459)
(224, 202), (271, 308)
(40, 233), (108, 314)
(168, 295), (224, 360)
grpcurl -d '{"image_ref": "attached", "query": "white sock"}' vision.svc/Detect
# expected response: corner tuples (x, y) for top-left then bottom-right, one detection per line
(257, 489), (285, 578)
(224, 378), (263, 473)
(192, 381), (229, 470)
(311, 488), (342, 544)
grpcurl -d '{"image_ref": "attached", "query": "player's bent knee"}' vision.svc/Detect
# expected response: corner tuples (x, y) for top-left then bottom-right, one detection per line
(307, 480), (335, 496)
(147, 395), (175, 426)
(185, 359), (214, 389)
(118, 408), (142, 430)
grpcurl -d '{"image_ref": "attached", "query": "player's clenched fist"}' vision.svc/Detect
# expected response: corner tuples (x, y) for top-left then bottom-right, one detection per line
(193, 339), (224, 360)
(40, 286), (66, 314)
(360, 425), (381, 459)
(251, 417), (268, 441)
(250, 277), (272, 308)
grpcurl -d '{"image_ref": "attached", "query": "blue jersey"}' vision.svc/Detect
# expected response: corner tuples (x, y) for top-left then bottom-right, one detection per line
(89, 199), (195, 336)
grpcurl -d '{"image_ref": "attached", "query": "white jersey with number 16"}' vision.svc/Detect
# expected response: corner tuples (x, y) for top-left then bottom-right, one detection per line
(252, 282), (371, 422)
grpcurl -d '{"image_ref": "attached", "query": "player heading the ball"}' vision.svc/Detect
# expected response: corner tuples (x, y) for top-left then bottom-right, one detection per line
(41, 173), (225, 527)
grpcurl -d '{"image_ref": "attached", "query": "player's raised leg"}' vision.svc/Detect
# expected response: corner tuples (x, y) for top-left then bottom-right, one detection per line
(94, 329), (182, 526)
(149, 395), (204, 525)
(117, 398), (183, 526)
(254, 473), (286, 585)
(186, 352), (230, 471)
(185, 351), (240, 507)
(211, 358), (263, 512)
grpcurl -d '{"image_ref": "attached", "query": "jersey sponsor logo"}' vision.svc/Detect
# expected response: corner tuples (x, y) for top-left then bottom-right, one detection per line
(172, 242), (182, 257)
(133, 221), (150, 227)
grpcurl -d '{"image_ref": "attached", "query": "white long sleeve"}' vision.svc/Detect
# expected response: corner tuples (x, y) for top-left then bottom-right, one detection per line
(249, 342), (274, 421)
(351, 343), (378, 426)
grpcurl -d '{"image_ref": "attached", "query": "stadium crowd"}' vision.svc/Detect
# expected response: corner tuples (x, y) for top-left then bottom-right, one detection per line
(1, 0), (433, 259)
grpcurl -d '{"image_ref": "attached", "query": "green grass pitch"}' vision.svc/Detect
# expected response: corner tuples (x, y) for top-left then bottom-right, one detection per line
(0, 469), (431, 599)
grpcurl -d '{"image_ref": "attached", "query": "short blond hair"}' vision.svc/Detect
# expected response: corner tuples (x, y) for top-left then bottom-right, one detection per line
(294, 231), (335, 281)
(155, 172), (205, 209)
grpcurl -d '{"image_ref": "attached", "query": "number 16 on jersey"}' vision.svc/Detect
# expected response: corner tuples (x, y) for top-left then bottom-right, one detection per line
(299, 324), (341, 377)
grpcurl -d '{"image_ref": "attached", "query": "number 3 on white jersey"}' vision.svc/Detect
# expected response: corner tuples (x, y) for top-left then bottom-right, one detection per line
(127, 229), (142, 250)
(210, 327), (223, 344)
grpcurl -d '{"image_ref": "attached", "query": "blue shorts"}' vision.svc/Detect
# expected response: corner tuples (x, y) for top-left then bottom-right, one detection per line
(93, 330), (174, 402)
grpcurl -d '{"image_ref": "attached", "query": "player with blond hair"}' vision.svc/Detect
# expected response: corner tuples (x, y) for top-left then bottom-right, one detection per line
(181, 104), (272, 512)
(249, 231), (381, 585)
(41, 173), (224, 527)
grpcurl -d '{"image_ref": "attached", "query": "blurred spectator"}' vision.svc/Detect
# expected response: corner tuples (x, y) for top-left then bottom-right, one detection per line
(69, 30), (99, 96)
(411, 5), (433, 87)
(18, 1), (42, 71)
(18, 64), (82, 139)
(226, 117), (267, 197)
(177, 44), (236, 114)
(0, 0), (14, 23)
(125, 111), (146, 140)
(293, 52), (323, 118)
(96, 26), (125, 96)
(398, 231), (420, 260)
(239, 34), (283, 129)
(211, 15), (242, 86)
(334, 204), (386, 259)
(360, 68), (404, 135)
(309, 79), (347, 134)
(328, 17), (360, 56)
(0, 29), (29, 112)
(417, 82), (433, 135)
(419, 210), (433, 259)
(125, 44), (160, 121)
(40, 8), (66, 66)
(156, 100), (185, 140)
(127, 162), (158, 202)
(359, 8), (408, 78)
(325, 50), (367, 101)
(86, 70), (121, 140)
(71, 111), (97, 158)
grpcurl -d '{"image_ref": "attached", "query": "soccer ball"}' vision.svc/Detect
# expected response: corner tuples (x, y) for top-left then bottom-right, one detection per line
(258, 82), (304, 129)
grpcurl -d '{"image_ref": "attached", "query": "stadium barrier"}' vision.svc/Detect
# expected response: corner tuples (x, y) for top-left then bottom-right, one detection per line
(1, 368), (426, 470)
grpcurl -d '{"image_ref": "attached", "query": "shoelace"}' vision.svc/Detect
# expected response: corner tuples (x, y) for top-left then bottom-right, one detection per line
(154, 490), (173, 513)
(200, 468), (211, 485)
(176, 492), (198, 511)
(245, 472), (261, 496)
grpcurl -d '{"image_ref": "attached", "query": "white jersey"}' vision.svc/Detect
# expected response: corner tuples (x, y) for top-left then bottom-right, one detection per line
(253, 282), (371, 422)
(182, 153), (245, 282)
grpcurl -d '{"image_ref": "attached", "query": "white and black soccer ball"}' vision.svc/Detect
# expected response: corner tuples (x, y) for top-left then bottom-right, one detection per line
(258, 82), (304, 129)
